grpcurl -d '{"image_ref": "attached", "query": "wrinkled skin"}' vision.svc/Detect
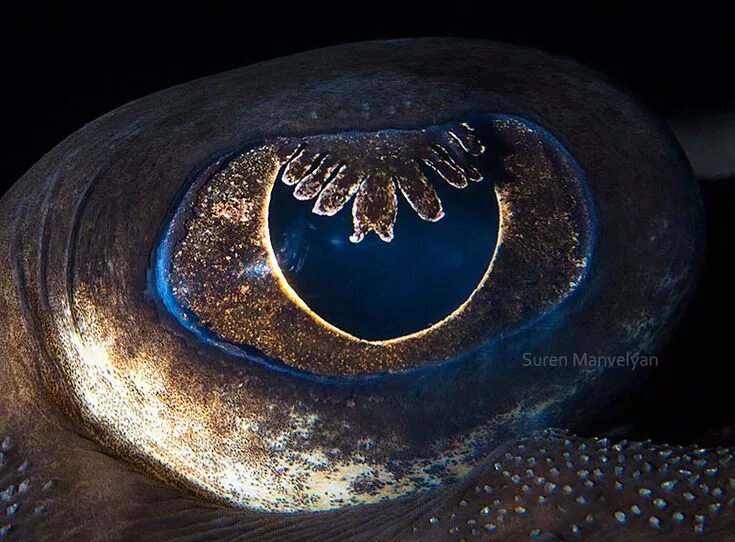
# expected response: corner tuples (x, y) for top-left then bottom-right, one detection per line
(1, 39), (732, 540)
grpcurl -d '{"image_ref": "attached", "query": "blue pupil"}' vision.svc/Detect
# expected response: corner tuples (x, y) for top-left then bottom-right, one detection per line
(269, 159), (499, 341)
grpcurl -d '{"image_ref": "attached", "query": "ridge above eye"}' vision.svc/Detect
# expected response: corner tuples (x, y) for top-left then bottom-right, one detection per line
(154, 113), (593, 377)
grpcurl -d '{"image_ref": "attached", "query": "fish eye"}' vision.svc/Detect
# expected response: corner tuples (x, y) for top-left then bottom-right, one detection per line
(2, 39), (703, 516)
(154, 113), (593, 377)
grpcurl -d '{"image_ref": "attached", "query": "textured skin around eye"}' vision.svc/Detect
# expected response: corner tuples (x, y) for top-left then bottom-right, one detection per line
(0, 38), (703, 520)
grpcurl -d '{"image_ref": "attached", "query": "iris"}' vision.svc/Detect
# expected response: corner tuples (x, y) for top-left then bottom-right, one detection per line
(153, 113), (595, 377)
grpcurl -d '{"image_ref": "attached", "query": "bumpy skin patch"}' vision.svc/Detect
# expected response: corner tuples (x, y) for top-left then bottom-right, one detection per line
(0, 39), (707, 539)
(405, 431), (735, 541)
(0, 434), (56, 540)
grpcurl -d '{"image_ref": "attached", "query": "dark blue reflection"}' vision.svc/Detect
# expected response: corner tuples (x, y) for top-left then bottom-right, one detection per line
(269, 159), (499, 340)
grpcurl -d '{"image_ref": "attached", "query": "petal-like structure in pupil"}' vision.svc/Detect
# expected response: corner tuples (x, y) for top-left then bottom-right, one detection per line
(434, 144), (472, 179)
(422, 147), (468, 188)
(293, 155), (337, 200)
(464, 162), (484, 182)
(448, 123), (485, 155)
(350, 174), (398, 243)
(282, 148), (319, 185)
(396, 165), (444, 222)
(440, 138), (485, 182)
(312, 165), (361, 215)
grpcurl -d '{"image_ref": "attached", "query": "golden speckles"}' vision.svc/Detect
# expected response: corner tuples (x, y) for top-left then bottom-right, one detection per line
(211, 199), (255, 223)
(165, 117), (591, 375)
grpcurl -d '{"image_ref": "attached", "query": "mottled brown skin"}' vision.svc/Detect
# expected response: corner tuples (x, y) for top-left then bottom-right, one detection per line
(0, 39), (725, 540)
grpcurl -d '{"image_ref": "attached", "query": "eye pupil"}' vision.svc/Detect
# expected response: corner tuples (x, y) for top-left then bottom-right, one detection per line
(269, 168), (499, 340)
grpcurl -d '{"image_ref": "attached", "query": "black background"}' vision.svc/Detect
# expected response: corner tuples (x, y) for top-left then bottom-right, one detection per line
(3, 3), (734, 445)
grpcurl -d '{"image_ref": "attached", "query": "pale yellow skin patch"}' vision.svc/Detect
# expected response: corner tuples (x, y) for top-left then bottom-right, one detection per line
(53, 297), (527, 512)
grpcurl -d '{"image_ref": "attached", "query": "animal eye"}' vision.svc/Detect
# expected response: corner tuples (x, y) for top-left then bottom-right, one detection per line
(15, 40), (702, 512)
(154, 114), (593, 377)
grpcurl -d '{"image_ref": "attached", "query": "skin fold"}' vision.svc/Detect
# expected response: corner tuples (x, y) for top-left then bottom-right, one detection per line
(0, 39), (732, 540)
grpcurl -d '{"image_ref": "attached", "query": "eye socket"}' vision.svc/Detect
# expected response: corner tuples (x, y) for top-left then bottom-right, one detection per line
(23, 39), (702, 513)
(154, 114), (593, 377)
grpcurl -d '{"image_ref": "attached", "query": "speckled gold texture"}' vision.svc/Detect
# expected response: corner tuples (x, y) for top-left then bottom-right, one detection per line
(167, 117), (591, 376)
